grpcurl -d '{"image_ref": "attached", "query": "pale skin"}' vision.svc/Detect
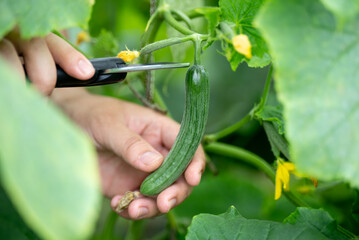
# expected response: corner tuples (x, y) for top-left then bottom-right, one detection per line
(0, 30), (205, 220)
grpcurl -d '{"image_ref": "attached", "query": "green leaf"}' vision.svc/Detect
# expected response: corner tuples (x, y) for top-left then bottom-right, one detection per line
(186, 206), (350, 240)
(284, 208), (348, 240)
(0, 59), (101, 240)
(218, 0), (271, 69)
(91, 29), (120, 58)
(0, 0), (92, 39)
(255, 0), (359, 186)
(263, 122), (290, 159)
(319, 0), (359, 27)
(255, 105), (285, 134)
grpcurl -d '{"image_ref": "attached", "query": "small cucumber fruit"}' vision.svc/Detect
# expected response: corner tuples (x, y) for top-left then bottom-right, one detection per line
(140, 65), (209, 196)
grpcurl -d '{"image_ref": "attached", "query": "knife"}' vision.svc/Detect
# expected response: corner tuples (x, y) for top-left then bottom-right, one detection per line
(35, 57), (190, 88)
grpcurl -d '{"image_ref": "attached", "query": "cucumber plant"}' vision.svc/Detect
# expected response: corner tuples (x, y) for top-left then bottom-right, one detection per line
(1, 0), (359, 239)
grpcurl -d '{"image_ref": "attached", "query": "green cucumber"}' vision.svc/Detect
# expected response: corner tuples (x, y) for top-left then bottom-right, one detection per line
(140, 65), (210, 196)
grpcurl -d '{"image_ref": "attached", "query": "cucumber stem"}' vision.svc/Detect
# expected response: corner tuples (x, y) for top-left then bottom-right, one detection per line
(193, 34), (202, 65)
(163, 8), (195, 35)
(204, 114), (251, 143)
(140, 35), (193, 55)
(171, 9), (193, 30)
(204, 142), (309, 207)
(100, 210), (118, 239)
(253, 65), (273, 114)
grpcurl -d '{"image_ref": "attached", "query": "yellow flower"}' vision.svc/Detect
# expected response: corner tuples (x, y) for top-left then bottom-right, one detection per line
(232, 34), (252, 59)
(275, 158), (296, 200)
(76, 31), (90, 46)
(274, 158), (318, 200)
(116, 48), (140, 63)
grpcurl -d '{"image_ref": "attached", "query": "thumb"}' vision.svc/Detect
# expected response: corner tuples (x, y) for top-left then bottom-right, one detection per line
(101, 123), (164, 172)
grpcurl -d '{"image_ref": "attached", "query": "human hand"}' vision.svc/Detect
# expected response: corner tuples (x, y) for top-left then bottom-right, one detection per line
(0, 29), (95, 95)
(51, 89), (206, 220)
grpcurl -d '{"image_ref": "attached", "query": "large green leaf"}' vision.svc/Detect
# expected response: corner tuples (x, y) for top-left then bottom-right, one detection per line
(218, 0), (270, 69)
(186, 206), (349, 240)
(255, 0), (359, 186)
(284, 208), (348, 240)
(0, 0), (92, 39)
(0, 59), (101, 239)
(319, 0), (359, 27)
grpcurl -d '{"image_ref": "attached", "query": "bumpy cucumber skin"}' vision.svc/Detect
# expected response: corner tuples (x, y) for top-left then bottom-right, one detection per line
(140, 65), (209, 196)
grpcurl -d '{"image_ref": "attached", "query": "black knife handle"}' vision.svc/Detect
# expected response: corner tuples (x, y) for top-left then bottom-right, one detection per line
(25, 57), (127, 88)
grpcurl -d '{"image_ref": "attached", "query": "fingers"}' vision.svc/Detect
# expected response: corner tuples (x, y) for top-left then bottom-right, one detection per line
(45, 33), (94, 80)
(7, 32), (56, 95)
(22, 38), (56, 95)
(111, 195), (158, 220)
(113, 126), (164, 172)
(184, 147), (206, 186)
(110, 177), (192, 220)
(4, 30), (94, 95)
(0, 39), (25, 81)
(156, 177), (192, 213)
(91, 111), (164, 172)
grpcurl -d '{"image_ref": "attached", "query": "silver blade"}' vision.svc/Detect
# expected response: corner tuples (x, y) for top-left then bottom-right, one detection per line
(103, 62), (190, 74)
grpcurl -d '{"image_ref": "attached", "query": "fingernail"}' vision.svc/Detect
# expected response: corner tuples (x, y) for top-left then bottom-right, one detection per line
(139, 152), (162, 166)
(136, 207), (148, 219)
(168, 198), (177, 209)
(77, 59), (94, 77)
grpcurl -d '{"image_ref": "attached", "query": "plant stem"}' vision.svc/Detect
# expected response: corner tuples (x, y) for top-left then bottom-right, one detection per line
(100, 210), (118, 239)
(255, 65), (273, 113)
(140, 35), (194, 55)
(204, 114), (251, 143)
(124, 220), (145, 240)
(337, 226), (357, 239)
(166, 211), (177, 230)
(205, 153), (219, 176)
(205, 142), (275, 180)
(163, 9), (195, 35)
(204, 142), (309, 207)
(193, 36), (202, 65)
(126, 79), (166, 113)
(171, 9), (193, 29)
(141, 8), (163, 103)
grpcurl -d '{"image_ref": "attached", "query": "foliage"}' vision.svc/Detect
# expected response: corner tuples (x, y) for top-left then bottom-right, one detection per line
(0, 0), (92, 39)
(186, 206), (348, 240)
(0, 0), (359, 239)
(0, 58), (101, 240)
(255, 0), (359, 187)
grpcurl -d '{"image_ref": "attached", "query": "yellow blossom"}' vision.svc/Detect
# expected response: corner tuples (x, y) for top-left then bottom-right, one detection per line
(116, 48), (140, 63)
(76, 31), (90, 46)
(275, 159), (296, 200)
(232, 34), (252, 59)
(274, 158), (318, 200)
